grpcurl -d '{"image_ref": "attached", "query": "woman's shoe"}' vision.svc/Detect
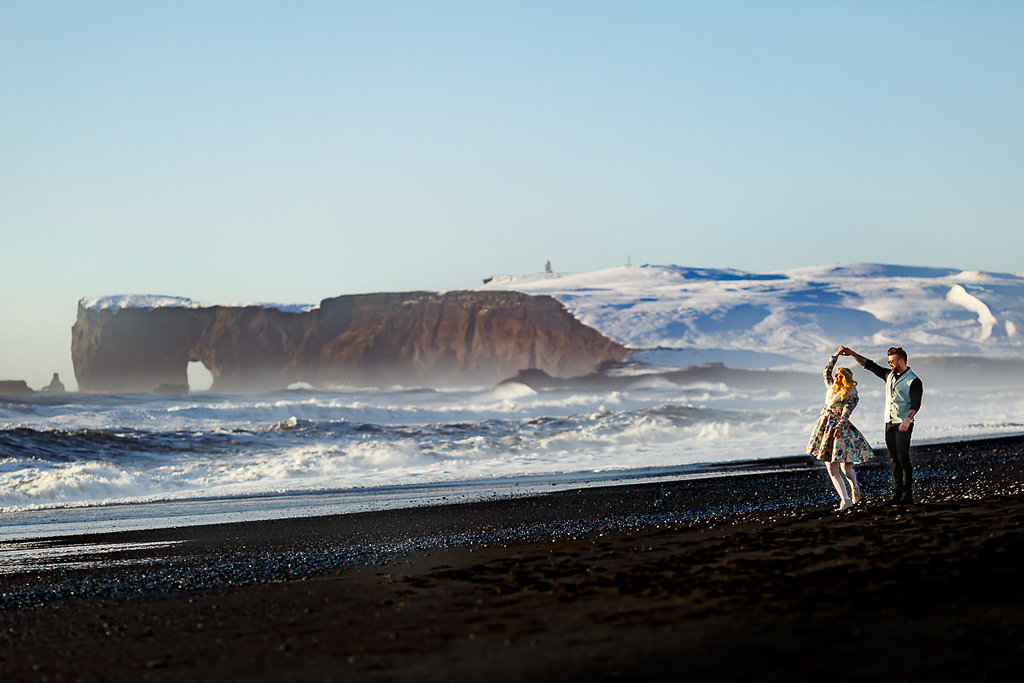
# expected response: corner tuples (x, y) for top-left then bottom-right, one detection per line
(850, 483), (863, 505)
(837, 499), (853, 511)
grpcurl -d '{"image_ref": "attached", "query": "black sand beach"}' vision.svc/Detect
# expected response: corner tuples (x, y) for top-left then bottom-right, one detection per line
(2, 435), (1024, 681)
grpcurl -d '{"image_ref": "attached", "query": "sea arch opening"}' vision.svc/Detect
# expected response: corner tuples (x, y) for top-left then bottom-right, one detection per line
(187, 360), (215, 392)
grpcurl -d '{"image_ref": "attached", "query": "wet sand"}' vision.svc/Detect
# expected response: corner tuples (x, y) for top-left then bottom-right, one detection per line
(2, 436), (1024, 681)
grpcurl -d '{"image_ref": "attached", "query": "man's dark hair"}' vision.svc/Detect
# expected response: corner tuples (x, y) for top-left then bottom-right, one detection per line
(887, 346), (908, 362)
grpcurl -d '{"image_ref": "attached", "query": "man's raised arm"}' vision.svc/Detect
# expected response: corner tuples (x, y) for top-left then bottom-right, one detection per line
(839, 346), (889, 380)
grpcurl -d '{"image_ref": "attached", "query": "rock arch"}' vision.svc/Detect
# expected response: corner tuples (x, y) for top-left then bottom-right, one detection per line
(187, 360), (215, 392)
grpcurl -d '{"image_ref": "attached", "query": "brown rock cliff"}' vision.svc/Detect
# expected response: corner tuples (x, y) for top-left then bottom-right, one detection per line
(72, 291), (628, 393)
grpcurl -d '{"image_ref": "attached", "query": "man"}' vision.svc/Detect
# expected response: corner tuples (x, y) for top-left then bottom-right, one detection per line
(838, 346), (923, 505)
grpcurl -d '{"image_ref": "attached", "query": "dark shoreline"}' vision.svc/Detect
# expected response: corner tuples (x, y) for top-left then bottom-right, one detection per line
(2, 434), (1024, 681)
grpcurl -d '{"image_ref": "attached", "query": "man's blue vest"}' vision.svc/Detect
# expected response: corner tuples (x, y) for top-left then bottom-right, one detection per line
(885, 367), (918, 423)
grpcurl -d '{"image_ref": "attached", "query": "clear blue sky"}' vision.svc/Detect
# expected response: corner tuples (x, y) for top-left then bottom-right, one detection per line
(3, 1), (1023, 389)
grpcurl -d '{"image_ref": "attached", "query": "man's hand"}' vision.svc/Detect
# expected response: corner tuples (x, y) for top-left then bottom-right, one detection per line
(840, 346), (865, 363)
(899, 418), (912, 432)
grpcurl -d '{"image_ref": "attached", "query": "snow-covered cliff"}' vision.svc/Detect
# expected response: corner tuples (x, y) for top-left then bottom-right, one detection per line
(481, 263), (1024, 364)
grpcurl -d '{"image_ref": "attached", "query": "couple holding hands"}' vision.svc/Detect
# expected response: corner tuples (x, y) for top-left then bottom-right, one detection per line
(806, 345), (923, 510)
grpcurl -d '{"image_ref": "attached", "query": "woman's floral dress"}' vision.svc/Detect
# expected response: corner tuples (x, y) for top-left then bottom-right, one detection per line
(806, 355), (874, 463)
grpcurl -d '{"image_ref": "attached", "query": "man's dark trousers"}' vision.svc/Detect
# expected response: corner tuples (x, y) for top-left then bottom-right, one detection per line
(885, 423), (914, 503)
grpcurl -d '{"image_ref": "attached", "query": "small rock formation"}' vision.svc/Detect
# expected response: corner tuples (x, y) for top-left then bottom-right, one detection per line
(0, 380), (34, 395)
(72, 290), (629, 393)
(41, 372), (66, 393)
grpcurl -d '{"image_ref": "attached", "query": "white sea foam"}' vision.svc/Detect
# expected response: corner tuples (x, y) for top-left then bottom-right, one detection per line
(1, 461), (151, 508)
(3, 365), (1024, 519)
(486, 382), (538, 400)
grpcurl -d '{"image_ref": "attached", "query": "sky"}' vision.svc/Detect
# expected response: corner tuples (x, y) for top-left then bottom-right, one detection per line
(3, 1), (1024, 390)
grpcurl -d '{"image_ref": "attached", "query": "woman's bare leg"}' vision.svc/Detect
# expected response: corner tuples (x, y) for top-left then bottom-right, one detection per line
(826, 462), (851, 508)
(841, 463), (862, 504)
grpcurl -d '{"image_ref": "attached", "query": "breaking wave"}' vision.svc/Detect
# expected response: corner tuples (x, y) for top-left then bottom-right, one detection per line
(2, 377), (1022, 515)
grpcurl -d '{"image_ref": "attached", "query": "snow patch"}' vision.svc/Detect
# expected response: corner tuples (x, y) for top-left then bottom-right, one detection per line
(946, 285), (997, 341)
(81, 295), (205, 310)
(80, 295), (318, 313)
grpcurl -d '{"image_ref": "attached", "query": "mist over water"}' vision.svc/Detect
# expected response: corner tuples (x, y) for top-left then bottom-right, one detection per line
(12, 262), (1021, 533)
(3, 370), (1022, 529)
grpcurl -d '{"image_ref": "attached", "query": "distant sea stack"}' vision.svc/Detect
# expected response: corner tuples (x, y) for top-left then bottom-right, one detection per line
(72, 291), (629, 393)
(41, 372), (66, 393)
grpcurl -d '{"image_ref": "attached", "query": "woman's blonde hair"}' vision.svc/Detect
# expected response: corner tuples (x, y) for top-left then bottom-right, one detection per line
(831, 367), (857, 401)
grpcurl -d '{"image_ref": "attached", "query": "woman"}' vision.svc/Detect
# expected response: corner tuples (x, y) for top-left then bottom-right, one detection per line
(806, 348), (874, 510)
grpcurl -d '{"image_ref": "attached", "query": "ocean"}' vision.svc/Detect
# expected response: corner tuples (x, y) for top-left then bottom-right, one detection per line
(3, 369), (1023, 540)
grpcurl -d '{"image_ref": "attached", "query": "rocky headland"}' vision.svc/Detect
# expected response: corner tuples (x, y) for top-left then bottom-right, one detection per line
(71, 291), (628, 393)
(0, 380), (33, 396)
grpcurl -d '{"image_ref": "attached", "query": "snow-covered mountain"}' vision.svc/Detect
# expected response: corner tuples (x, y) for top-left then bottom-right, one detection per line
(479, 264), (1024, 366)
